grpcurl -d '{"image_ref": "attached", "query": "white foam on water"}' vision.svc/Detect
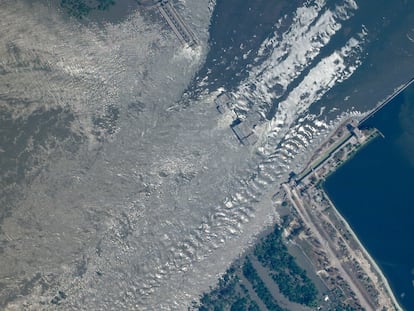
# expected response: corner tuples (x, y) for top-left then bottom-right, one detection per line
(234, 0), (359, 113)
(0, 1), (376, 310)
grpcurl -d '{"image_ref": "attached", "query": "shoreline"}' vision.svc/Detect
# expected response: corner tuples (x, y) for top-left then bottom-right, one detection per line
(321, 189), (403, 311)
(317, 79), (414, 310)
(283, 118), (405, 310)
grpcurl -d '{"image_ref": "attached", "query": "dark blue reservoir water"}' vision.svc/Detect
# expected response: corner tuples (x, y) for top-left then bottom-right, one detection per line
(325, 82), (414, 310)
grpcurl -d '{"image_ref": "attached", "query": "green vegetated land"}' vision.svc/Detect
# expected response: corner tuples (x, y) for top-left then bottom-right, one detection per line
(194, 225), (318, 310)
(60, 0), (116, 19)
(242, 258), (285, 311)
(195, 266), (262, 311)
(254, 227), (318, 307)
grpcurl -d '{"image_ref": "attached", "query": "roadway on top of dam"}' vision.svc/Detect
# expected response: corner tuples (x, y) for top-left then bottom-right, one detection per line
(360, 77), (414, 125)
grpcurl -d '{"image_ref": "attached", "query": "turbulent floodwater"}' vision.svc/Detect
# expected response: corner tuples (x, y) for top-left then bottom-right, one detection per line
(0, 0), (413, 310)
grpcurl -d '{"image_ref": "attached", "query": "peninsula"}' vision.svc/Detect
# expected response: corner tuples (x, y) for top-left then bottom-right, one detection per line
(281, 78), (414, 310)
(282, 120), (402, 310)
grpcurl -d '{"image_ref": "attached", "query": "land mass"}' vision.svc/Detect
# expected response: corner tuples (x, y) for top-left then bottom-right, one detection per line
(282, 118), (401, 310)
(280, 79), (414, 311)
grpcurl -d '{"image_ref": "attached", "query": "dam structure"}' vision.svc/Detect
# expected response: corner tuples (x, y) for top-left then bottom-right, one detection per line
(360, 77), (414, 125)
(139, 0), (198, 47)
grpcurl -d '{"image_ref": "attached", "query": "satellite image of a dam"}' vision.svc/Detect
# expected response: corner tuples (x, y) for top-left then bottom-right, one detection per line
(0, 0), (414, 310)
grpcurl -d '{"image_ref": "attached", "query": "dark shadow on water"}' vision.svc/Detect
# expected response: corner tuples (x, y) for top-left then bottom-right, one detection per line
(36, 0), (141, 24)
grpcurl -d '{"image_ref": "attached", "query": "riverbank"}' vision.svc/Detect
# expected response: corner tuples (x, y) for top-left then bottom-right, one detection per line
(282, 119), (403, 310)
(321, 189), (402, 310)
(324, 80), (414, 310)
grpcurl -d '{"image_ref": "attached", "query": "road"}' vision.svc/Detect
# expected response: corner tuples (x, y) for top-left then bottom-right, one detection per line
(283, 184), (376, 311)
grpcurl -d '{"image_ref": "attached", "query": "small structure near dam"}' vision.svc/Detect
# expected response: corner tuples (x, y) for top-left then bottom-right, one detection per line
(214, 92), (262, 146)
(215, 93), (232, 114)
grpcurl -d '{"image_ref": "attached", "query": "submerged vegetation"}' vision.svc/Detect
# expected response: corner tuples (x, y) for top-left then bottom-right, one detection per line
(195, 266), (262, 311)
(242, 258), (285, 311)
(195, 224), (319, 310)
(60, 0), (116, 19)
(254, 227), (318, 307)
